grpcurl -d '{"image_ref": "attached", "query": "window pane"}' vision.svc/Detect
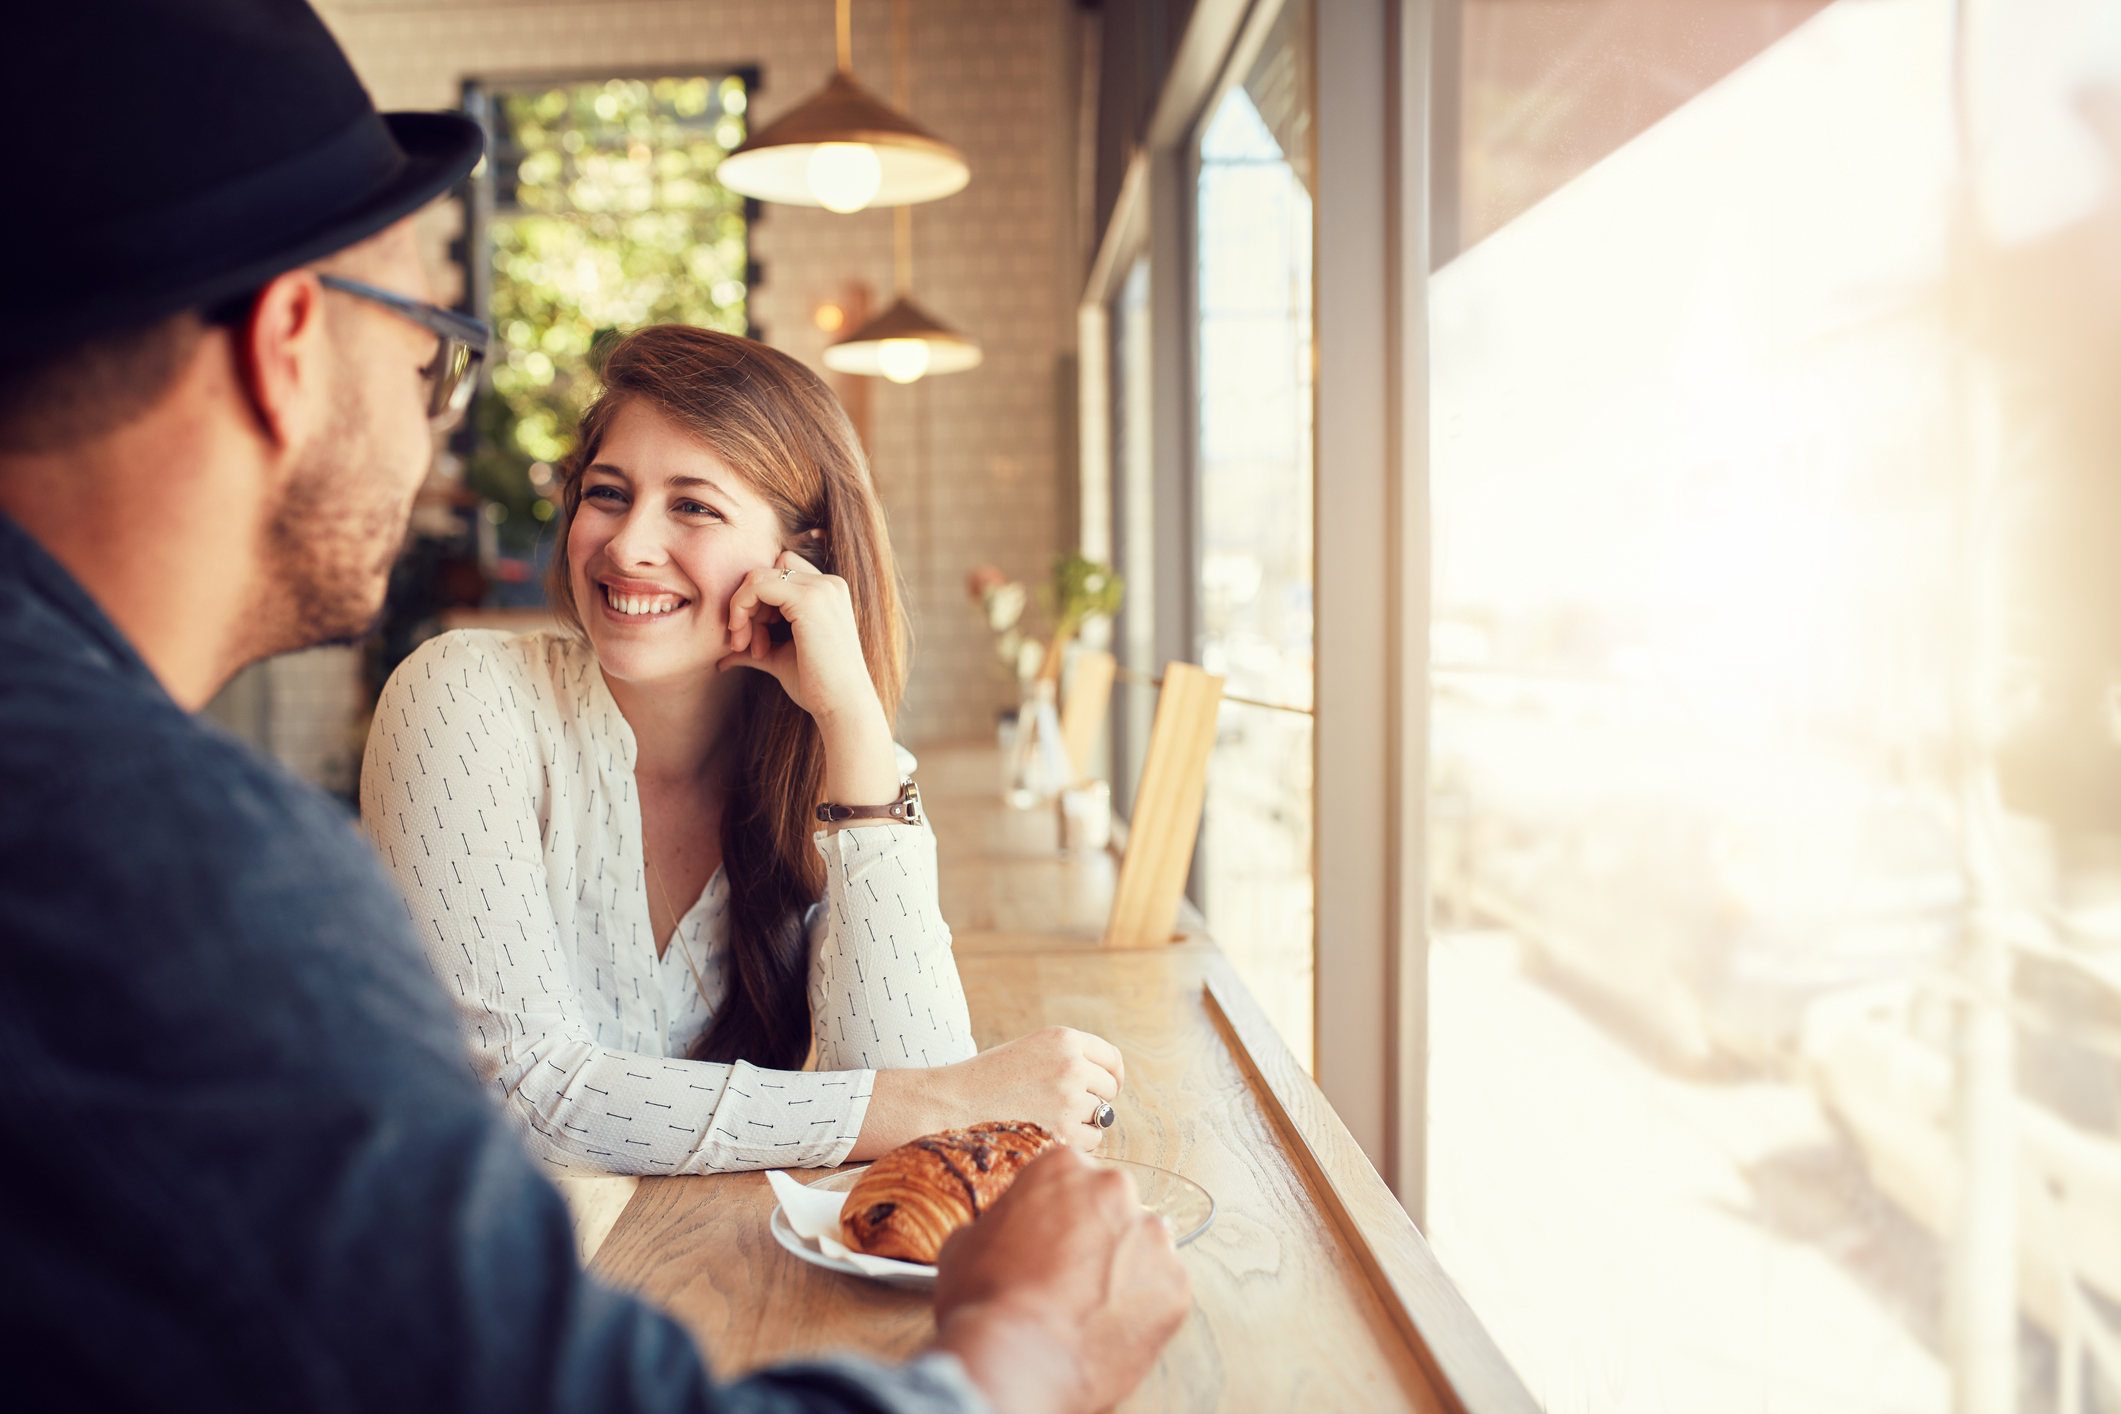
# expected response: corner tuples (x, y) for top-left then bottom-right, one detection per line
(1196, 0), (1316, 1067)
(1447, 0), (1830, 255)
(1426, 1), (2121, 1408)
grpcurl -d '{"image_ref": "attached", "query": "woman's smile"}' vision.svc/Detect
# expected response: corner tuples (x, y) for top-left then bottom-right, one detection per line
(597, 575), (693, 621)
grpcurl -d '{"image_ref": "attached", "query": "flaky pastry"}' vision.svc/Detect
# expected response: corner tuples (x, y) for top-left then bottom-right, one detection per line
(838, 1121), (1058, 1263)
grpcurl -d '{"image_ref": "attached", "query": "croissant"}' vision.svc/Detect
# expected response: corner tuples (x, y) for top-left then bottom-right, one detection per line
(839, 1121), (1058, 1263)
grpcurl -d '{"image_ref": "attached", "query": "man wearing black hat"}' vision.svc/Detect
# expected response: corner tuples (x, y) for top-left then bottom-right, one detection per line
(0, 4), (1188, 1412)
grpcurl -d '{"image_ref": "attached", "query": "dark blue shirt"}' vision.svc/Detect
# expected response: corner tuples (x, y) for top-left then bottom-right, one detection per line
(0, 514), (981, 1414)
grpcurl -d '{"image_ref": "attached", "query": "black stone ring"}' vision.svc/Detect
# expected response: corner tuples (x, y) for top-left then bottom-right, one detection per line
(1094, 1101), (1116, 1129)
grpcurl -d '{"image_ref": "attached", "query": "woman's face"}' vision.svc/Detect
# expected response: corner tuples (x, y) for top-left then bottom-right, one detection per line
(567, 398), (791, 689)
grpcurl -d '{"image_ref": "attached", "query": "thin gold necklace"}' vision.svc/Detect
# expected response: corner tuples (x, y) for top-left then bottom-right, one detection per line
(649, 855), (716, 1012)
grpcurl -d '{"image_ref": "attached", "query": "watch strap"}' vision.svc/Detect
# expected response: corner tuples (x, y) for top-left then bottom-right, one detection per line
(816, 780), (922, 826)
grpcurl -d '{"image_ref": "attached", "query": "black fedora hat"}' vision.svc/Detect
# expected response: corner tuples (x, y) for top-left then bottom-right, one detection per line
(6, 0), (484, 360)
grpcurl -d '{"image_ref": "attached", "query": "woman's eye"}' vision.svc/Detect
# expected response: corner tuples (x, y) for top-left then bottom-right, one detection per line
(585, 485), (626, 505)
(674, 500), (725, 520)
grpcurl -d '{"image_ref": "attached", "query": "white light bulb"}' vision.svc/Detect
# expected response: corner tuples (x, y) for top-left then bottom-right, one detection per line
(806, 143), (883, 213)
(876, 338), (932, 384)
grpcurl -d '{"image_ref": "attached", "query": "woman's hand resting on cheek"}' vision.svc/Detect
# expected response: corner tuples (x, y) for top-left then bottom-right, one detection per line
(853, 1027), (1126, 1159)
(721, 549), (874, 722)
(722, 548), (901, 810)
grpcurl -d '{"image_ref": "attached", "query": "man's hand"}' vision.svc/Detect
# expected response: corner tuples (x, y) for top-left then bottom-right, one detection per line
(931, 1148), (1191, 1414)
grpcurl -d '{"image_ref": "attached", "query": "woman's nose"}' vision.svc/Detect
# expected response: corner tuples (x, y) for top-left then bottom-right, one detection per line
(606, 506), (667, 566)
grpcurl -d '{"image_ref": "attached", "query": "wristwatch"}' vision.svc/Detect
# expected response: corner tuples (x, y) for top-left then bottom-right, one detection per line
(816, 779), (923, 826)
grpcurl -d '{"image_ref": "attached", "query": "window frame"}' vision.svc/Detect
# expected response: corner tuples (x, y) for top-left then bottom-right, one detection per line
(1076, 0), (1434, 1212)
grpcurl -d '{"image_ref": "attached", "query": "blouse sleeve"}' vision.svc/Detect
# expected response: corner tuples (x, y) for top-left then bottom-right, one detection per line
(808, 815), (978, 1073)
(359, 634), (875, 1175)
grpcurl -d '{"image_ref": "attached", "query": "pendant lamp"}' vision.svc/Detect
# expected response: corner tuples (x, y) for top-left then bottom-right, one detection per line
(716, 0), (969, 213)
(825, 205), (982, 383)
(823, 1), (981, 383)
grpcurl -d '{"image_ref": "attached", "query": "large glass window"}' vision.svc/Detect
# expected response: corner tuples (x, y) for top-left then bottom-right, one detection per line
(1444, 0), (1830, 257)
(1194, 0), (1316, 1066)
(1428, 2), (2121, 1409)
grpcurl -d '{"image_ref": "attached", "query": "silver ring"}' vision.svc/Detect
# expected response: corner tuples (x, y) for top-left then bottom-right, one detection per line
(1094, 1101), (1116, 1129)
(778, 567), (795, 581)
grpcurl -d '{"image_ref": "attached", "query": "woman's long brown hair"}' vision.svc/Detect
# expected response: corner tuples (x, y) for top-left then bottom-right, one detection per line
(546, 326), (907, 1071)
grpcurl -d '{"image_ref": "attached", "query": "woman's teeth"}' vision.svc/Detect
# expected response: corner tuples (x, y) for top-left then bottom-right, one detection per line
(603, 586), (685, 617)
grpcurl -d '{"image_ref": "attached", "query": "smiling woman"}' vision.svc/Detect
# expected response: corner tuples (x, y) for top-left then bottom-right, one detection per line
(358, 326), (1128, 1176)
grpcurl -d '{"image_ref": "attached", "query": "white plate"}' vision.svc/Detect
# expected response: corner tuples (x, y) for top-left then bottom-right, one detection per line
(769, 1156), (1217, 1292)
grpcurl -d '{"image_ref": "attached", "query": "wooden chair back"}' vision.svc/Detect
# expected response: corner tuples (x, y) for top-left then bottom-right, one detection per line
(1058, 650), (1117, 784)
(1102, 662), (1224, 948)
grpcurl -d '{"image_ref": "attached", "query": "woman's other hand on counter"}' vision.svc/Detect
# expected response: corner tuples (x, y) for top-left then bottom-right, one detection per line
(853, 1027), (1126, 1159)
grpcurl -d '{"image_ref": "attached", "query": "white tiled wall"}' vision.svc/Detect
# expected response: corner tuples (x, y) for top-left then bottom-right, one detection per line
(201, 646), (367, 800)
(317, 0), (1083, 746)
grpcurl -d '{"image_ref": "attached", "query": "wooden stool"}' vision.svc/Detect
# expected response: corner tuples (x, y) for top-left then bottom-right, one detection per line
(1102, 662), (1224, 948)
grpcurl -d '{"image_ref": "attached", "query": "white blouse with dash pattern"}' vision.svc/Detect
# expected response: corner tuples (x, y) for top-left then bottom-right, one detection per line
(359, 629), (975, 1176)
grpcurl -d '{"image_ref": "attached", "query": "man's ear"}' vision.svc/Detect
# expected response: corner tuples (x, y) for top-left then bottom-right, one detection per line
(233, 269), (330, 451)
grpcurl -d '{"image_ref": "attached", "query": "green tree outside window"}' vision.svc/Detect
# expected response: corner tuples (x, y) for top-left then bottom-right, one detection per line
(475, 74), (751, 555)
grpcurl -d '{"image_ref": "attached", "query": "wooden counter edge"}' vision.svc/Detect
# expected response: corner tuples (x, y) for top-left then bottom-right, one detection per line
(1200, 963), (1538, 1414)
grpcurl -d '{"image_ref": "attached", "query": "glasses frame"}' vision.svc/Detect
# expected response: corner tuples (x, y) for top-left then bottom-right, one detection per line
(316, 274), (491, 422)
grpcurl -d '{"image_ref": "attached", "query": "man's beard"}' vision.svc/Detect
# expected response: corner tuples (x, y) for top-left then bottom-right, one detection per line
(256, 389), (410, 655)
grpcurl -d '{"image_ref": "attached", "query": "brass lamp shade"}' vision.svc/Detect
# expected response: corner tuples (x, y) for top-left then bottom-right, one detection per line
(823, 295), (983, 383)
(718, 71), (969, 210)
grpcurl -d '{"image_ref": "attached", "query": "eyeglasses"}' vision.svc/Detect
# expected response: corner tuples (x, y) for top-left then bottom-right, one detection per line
(316, 275), (490, 422)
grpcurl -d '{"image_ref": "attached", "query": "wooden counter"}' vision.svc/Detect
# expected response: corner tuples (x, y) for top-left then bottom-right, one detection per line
(591, 744), (1533, 1414)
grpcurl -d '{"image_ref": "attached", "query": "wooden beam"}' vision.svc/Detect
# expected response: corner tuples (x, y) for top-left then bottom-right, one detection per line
(1103, 662), (1223, 948)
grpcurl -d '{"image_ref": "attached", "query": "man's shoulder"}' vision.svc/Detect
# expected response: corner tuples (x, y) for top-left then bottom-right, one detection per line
(8, 691), (362, 890)
(0, 667), (389, 930)
(0, 645), (264, 803)
(0, 665), (462, 1069)
(0, 545), (398, 950)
